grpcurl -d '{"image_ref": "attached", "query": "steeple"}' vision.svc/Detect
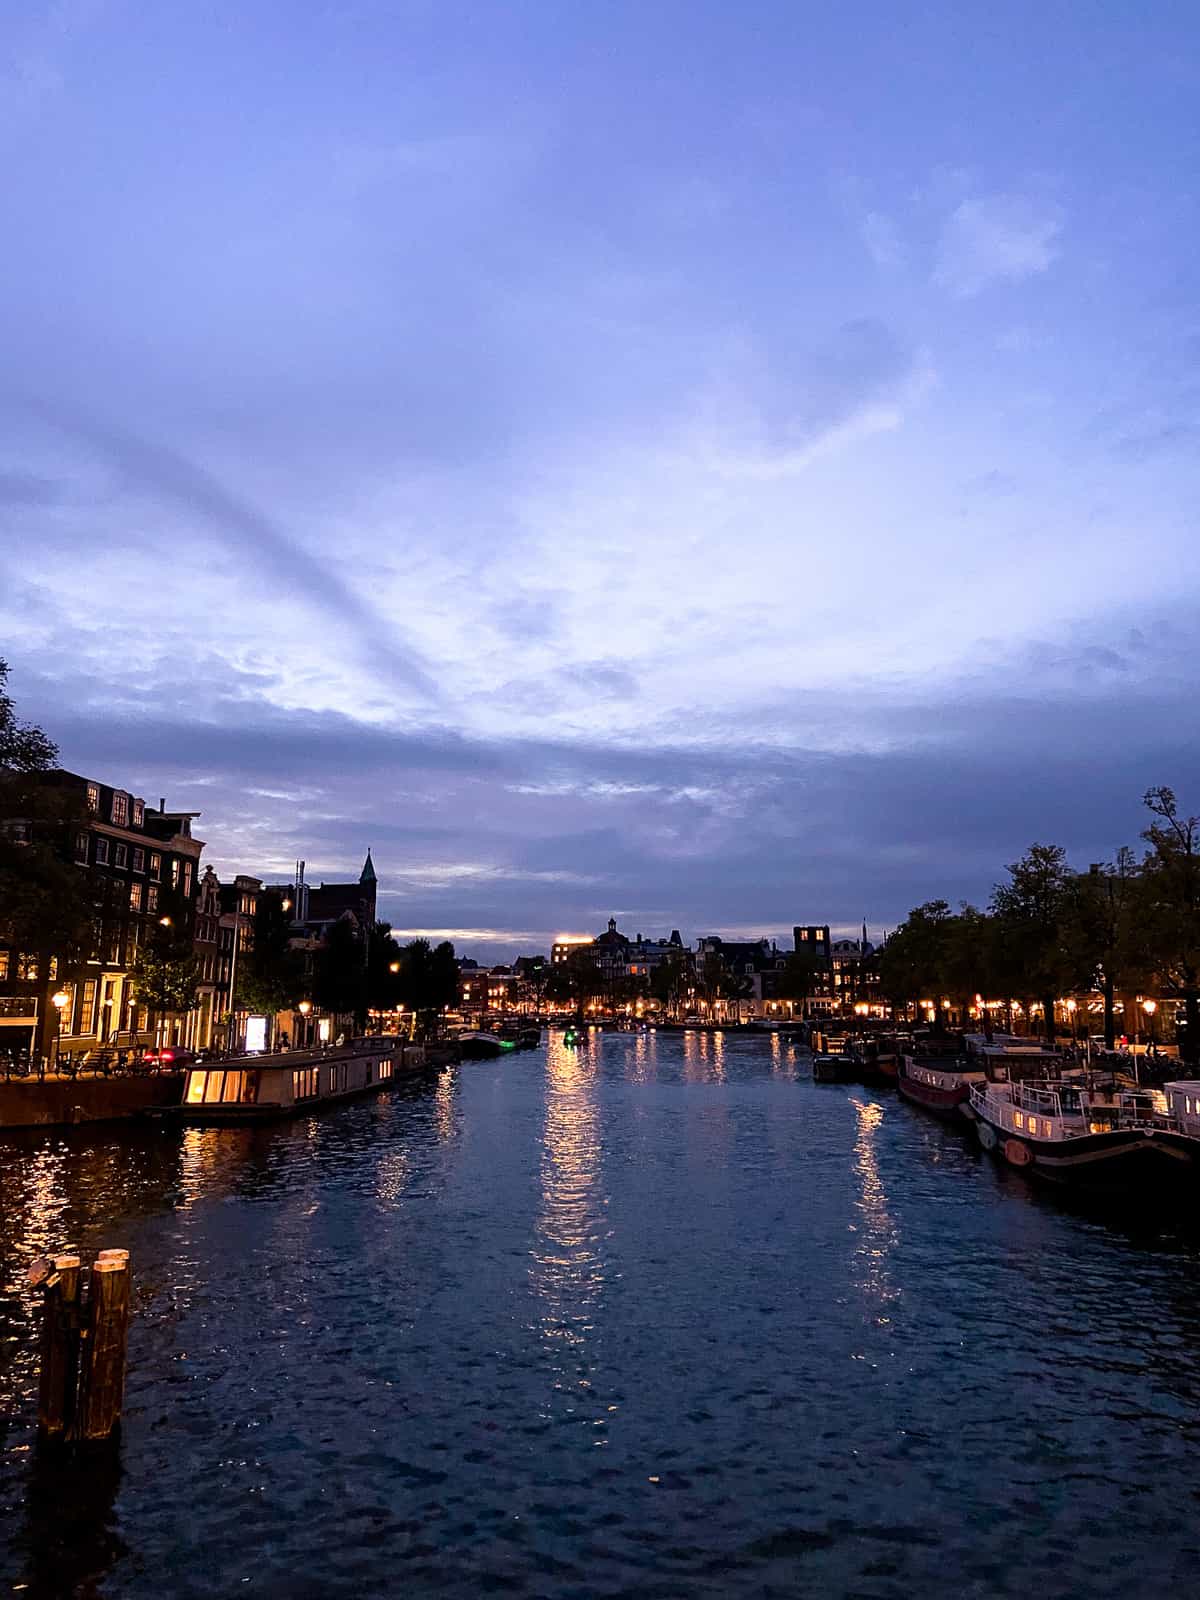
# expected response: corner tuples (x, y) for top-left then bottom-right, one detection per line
(360, 849), (376, 885)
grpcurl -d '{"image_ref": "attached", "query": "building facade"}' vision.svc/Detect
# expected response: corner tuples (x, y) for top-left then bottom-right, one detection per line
(0, 770), (205, 1060)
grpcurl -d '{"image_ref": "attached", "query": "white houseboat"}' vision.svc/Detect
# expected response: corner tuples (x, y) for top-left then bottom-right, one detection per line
(968, 1075), (1162, 1187)
(179, 1039), (403, 1123)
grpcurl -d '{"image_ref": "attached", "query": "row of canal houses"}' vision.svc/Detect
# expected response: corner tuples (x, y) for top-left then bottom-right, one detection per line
(0, 766), (378, 1063)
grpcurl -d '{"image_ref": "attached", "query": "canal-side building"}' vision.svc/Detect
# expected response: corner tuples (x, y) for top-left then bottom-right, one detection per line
(0, 770), (205, 1060)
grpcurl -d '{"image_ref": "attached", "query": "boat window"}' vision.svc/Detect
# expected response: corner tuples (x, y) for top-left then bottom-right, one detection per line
(293, 1068), (318, 1100)
(221, 1071), (243, 1103)
(186, 1072), (207, 1104)
(1014, 1111), (1024, 1129)
(202, 1071), (225, 1104)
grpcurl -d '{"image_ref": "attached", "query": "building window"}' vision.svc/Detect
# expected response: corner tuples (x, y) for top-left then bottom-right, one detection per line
(86, 782), (100, 813)
(74, 979), (97, 1036)
(96, 839), (110, 867)
(130, 882), (143, 912)
(75, 831), (89, 863)
(17, 954), (38, 981)
(132, 847), (144, 872)
(0, 952), (7, 980)
(171, 859), (181, 890)
(132, 799), (144, 827)
(149, 852), (161, 878)
(113, 843), (127, 869)
(111, 793), (128, 826)
(148, 884), (159, 912)
(183, 862), (193, 899)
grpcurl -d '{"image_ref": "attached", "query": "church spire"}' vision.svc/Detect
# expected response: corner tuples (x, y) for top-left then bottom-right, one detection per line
(360, 848), (376, 885)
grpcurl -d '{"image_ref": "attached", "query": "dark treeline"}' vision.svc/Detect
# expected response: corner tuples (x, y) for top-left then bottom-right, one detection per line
(880, 788), (1200, 1063)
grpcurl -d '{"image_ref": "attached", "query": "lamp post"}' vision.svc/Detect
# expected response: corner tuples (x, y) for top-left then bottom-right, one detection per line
(1143, 998), (1157, 1053)
(50, 990), (70, 1073)
(298, 998), (312, 1049)
(1066, 998), (1078, 1045)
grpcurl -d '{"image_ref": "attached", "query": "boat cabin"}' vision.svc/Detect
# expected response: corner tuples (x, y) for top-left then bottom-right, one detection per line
(182, 1039), (401, 1121)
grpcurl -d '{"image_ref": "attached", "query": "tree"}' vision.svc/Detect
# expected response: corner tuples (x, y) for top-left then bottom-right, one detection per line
(775, 949), (822, 1017)
(0, 661), (93, 1059)
(365, 922), (405, 1018)
(878, 900), (954, 1019)
(128, 909), (199, 1047)
(1062, 851), (1143, 1049)
(397, 938), (459, 1038)
(313, 916), (367, 1029)
(649, 949), (690, 1019)
(237, 891), (304, 1026)
(991, 844), (1074, 1041)
(1130, 787), (1200, 1065)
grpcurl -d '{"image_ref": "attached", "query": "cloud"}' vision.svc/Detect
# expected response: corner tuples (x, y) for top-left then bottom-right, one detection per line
(859, 211), (905, 268)
(0, 469), (62, 506)
(934, 193), (1062, 297)
(14, 398), (440, 703)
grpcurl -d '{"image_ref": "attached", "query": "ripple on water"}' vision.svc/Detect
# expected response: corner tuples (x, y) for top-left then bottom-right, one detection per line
(4, 1041), (1200, 1597)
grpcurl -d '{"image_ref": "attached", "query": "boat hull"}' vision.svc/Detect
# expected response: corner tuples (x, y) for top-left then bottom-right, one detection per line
(897, 1070), (970, 1120)
(973, 1115), (1164, 1189)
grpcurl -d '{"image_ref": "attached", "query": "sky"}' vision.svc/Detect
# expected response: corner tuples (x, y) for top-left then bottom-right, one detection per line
(2, 1), (1199, 960)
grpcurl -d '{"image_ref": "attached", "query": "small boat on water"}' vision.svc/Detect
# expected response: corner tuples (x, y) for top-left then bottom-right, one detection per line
(812, 1054), (859, 1084)
(457, 1031), (505, 1059)
(179, 1039), (401, 1123)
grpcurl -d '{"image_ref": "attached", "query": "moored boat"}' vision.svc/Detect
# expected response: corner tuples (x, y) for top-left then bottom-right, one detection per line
(457, 1031), (505, 1059)
(968, 1076), (1163, 1188)
(812, 1054), (858, 1083)
(897, 1052), (985, 1119)
(179, 1039), (401, 1123)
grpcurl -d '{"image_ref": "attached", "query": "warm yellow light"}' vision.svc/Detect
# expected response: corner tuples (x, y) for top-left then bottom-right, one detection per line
(1143, 999), (1157, 1015)
(282, 897), (293, 912)
(1066, 999), (1077, 1013)
(159, 916), (172, 927)
(51, 991), (70, 1011)
(919, 1000), (933, 1009)
(298, 1000), (312, 1016)
(389, 961), (400, 974)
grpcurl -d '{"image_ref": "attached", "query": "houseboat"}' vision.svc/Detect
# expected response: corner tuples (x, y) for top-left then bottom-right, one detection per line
(968, 1075), (1162, 1187)
(1134, 1080), (1200, 1179)
(897, 1052), (984, 1119)
(179, 1039), (402, 1123)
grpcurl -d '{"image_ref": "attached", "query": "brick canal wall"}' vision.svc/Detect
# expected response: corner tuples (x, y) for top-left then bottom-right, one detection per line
(0, 1073), (185, 1130)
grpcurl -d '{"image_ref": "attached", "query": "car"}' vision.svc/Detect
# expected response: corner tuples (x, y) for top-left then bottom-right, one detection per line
(139, 1047), (196, 1072)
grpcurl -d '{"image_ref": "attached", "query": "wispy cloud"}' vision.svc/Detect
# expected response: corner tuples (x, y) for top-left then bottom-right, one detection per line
(934, 193), (1063, 297)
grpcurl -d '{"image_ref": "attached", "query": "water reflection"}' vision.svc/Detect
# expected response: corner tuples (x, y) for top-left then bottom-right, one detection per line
(530, 1036), (608, 1377)
(849, 1097), (900, 1313)
(682, 1028), (727, 1083)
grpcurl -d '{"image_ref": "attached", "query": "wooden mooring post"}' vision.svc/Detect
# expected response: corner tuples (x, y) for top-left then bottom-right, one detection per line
(36, 1254), (81, 1440)
(31, 1248), (131, 1446)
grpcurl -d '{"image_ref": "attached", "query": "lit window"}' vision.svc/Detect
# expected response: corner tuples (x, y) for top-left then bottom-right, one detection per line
(95, 838), (109, 865)
(86, 782), (100, 813)
(132, 799), (144, 827)
(183, 862), (193, 898)
(149, 853), (161, 879)
(130, 882), (142, 911)
(148, 885), (159, 912)
(1014, 1112), (1024, 1129)
(171, 859), (181, 890)
(111, 793), (128, 826)
(113, 843), (127, 869)
(0, 952), (8, 980)
(132, 848), (144, 872)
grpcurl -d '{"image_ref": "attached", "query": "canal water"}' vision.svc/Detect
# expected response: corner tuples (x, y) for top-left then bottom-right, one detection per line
(4, 1032), (1200, 1598)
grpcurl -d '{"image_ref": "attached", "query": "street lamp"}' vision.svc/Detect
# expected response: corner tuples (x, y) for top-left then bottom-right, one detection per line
(298, 999), (312, 1047)
(159, 916), (172, 928)
(1066, 998), (1078, 1043)
(51, 990), (70, 1072)
(1143, 998), (1157, 1051)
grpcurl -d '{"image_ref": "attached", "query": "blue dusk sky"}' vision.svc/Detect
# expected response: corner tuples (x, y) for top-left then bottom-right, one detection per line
(2, 1), (1198, 959)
